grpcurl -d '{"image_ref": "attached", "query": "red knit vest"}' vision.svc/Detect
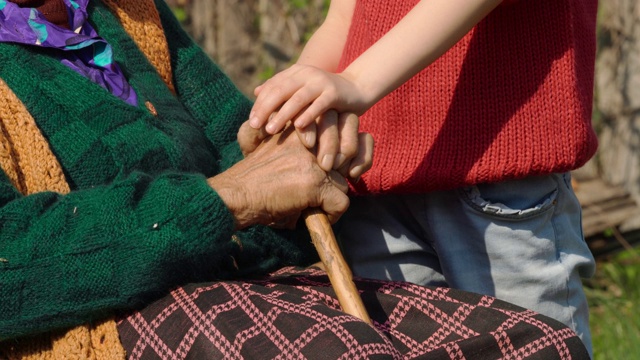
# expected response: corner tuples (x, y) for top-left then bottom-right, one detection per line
(339, 0), (599, 195)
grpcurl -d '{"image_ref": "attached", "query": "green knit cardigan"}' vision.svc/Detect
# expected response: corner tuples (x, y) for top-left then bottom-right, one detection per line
(0, 0), (313, 340)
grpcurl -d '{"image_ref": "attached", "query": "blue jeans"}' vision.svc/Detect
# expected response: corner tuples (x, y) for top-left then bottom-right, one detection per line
(336, 173), (594, 356)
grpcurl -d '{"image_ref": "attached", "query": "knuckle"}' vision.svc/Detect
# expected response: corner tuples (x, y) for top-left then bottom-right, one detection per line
(269, 85), (285, 98)
(323, 86), (337, 99)
(341, 145), (357, 160)
(289, 93), (307, 107)
(262, 82), (284, 98)
(312, 98), (331, 115)
(344, 113), (359, 128)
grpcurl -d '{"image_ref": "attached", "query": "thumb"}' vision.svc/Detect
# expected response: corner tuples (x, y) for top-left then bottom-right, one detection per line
(237, 120), (269, 156)
(319, 170), (350, 223)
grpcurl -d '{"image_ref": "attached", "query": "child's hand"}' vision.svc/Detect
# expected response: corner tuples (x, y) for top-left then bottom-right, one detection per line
(249, 64), (368, 135)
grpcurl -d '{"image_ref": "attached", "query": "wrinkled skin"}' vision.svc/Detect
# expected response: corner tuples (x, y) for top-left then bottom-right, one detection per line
(208, 113), (373, 229)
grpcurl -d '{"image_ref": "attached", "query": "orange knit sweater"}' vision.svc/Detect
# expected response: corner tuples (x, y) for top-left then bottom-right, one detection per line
(338, 0), (598, 195)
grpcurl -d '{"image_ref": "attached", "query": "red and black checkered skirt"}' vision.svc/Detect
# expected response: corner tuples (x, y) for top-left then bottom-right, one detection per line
(117, 267), (589, 359)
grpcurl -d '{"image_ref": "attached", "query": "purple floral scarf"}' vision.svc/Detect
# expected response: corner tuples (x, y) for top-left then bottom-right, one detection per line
(0, 0), (137, 105)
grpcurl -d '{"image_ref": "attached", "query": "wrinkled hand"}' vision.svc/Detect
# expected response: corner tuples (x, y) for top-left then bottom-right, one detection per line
(249, 64), (370, 135)
(209, 124), (369, 229)
(239, 111), (374, 181)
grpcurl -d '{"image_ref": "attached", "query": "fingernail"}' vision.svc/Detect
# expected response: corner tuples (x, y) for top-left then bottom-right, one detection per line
(266, 122), (276, 134)
(350, 166), (363, 178)
(334, 154), (346, 168)
(249, 116), (259, 128)
(322, 154), (335, 171)
(304, 132), (315, 147)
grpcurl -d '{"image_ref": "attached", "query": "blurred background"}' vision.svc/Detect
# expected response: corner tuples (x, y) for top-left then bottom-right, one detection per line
(165, 1), (640, 358)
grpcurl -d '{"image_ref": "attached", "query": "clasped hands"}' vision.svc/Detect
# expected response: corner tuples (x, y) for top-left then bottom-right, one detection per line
(208, 111), (373, 230)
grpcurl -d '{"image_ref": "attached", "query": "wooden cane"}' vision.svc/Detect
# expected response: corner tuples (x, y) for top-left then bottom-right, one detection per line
(304, 208), (372, 324)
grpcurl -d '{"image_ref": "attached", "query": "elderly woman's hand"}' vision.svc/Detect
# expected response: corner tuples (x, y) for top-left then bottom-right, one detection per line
(238, 110), (374, 182)
(209, 122), (372, 229)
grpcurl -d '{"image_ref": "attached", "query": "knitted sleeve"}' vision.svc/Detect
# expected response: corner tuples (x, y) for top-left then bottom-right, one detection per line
(0, 169), (243, 340)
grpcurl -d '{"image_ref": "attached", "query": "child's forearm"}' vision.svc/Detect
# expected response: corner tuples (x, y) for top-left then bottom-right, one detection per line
(342, 0), (502, 109)
(296, 0), (356, 72)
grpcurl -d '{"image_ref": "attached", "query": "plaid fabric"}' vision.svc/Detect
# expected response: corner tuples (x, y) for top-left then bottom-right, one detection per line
(117, 267), (589, 359)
